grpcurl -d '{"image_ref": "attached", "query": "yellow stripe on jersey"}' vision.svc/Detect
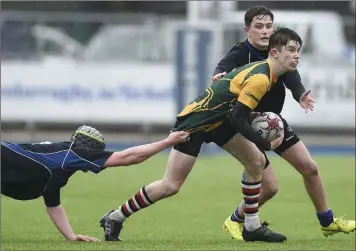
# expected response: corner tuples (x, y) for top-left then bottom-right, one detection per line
(237, 74), (270, 110)
(203, 87), (214, 109)
(178, 87), (213, 116)
(229, 61), (268, 97)
(185, 121), (224, 133)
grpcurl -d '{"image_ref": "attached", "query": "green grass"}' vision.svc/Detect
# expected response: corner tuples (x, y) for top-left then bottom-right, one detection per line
(1, 154), (355, 250)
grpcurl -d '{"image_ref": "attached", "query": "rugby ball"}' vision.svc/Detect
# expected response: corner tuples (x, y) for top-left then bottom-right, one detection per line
(251, 112), (284, 142)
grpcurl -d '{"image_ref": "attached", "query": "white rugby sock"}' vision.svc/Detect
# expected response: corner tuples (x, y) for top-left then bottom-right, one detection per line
(109, 207), (127, 222)
(244, 213), (262, 231)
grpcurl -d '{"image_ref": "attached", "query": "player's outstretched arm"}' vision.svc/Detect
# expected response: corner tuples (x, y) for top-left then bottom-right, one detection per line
(281, 70), (306, 102)
(275, 71), (315, 112)
(103, 131), (190, 167)
(46, 205), (101, 242)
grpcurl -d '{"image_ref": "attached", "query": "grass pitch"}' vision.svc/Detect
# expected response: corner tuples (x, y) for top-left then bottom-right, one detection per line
(1, 154), (355, 250)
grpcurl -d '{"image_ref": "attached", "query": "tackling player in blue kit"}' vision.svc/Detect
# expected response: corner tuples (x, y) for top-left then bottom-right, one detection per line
(1, 125), (189, 241)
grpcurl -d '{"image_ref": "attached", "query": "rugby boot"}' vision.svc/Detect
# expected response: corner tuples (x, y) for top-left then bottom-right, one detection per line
(242, 224), (287, 242)
(223, 216), (271, 241)
(321, 217), (355, 237)
(223, 216), (244, 241)
(99, 210), (124, 241)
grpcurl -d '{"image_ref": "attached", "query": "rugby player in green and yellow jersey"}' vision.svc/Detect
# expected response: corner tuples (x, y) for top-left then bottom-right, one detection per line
(100, 27), (304, 243)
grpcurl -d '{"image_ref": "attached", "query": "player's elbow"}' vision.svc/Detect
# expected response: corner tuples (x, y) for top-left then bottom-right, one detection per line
(230, 102), (251, 131)
(229, 110), (244, 132)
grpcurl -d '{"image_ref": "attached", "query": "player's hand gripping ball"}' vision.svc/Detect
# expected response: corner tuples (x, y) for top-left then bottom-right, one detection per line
(251, 112), (284, 142)
(71, 125), (105, 150)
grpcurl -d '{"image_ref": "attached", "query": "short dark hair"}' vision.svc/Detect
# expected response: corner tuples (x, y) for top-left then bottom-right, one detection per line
(268, 26), (303, 52)
(244, 5), (274, 26)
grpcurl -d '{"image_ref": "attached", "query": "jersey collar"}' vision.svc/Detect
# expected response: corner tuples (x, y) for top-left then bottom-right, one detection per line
(245, 39), (268, 62)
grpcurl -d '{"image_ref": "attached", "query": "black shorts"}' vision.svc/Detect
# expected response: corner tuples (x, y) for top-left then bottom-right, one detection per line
(173, 116), (299, 168)
(173, 119), (271, 168)
(173, 118), (234, 157)
(1, 145), (51, 200)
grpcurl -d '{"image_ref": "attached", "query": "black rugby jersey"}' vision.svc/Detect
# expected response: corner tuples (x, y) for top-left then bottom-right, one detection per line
(1, 141), (114, 207)
(213, 39), (306, 114)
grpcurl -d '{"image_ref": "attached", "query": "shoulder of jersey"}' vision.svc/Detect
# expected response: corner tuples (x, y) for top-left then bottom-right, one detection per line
(231, 42), (249, 57)
(232, 42), (244, 49)
(244, 63), (269, 80)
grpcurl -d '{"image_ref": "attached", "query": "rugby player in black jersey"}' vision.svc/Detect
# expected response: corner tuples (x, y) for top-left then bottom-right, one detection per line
(212, 5), (355, 240)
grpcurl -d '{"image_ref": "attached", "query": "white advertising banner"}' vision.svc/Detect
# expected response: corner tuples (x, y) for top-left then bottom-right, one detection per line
(1, 61), (176, 123)
(1, 61), (355, 129)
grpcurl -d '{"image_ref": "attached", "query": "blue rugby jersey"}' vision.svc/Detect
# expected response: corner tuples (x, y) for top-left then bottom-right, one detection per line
(1, 141), (114, 206)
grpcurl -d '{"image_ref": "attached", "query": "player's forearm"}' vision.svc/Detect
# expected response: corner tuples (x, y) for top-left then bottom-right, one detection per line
(282, 70), (306, 102)
(231, 116), (271, 151)
(230, 103), (271, 151)
(46, 205), (75, 241)
(214, 61), (237, 76)
(117, 139), (172, 166)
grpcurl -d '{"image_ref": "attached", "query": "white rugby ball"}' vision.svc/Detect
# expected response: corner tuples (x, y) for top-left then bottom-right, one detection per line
(251, 112), (284, 142)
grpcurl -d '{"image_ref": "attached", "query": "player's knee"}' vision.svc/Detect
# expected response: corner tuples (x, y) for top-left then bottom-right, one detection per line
(244, 155), (265, 176)
(249, 152), (266, 172)
(264, 183), (278, 199)
(162, 181), (182, 197)
(306, 160), (319, 176)
(298, 160), (319, 177)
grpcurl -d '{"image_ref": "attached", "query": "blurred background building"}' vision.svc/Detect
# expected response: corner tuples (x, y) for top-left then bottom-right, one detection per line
(1, 1), (355, 152)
